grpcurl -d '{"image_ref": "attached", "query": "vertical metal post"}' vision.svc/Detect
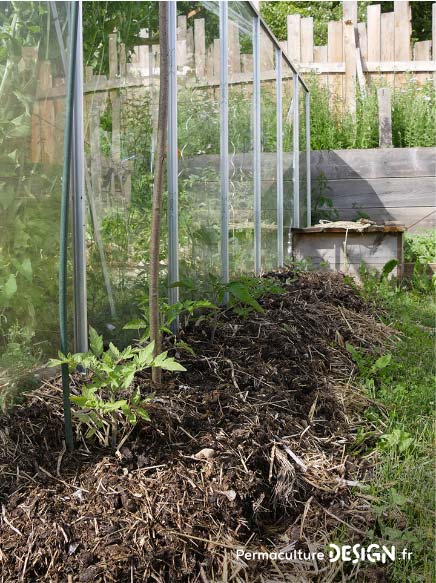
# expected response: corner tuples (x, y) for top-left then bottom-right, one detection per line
(305, 90), (311, 227)
(168, 1), (179, 324)
(293, 74), (300, 229)
(276, 48), (283, 267)
(253, 16), (261, 275)
(72, 0), (88, 352)
(219, 2), (229, 285)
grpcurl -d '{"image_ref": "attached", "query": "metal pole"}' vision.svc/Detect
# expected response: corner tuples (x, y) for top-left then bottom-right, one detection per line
(59, 0), (79, 451)
(305, 90), (311, 227)
(168, 1), (179, 329)
(276, 48), (283, 267)
(219, 2), (229, 286)
(293, 74), (300, 229)
(253, 15), (261, 275)
(72, 0), (88, 353)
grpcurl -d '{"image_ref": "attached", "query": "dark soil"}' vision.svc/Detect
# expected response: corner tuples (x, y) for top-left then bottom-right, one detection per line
(0, 271), (392, 582)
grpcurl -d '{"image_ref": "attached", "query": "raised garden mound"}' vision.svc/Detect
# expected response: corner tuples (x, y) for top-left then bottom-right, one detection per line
(0, 271), (393, 582)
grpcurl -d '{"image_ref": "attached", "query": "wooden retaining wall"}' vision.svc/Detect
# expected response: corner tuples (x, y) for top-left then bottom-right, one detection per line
(311, 147), (436, 231)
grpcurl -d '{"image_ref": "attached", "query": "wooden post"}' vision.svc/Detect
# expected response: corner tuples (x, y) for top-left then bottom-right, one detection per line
(377, 87), (392, 148)
(343, 1), (357, 115)
(287, 14), (301, 62)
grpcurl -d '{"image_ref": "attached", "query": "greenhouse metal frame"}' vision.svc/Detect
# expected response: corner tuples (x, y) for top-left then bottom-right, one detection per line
(0, 0), (311, 384)
(70, 0), (311, 351)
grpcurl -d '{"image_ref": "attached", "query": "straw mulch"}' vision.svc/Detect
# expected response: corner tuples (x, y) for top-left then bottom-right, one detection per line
(0, 271), (394, 582)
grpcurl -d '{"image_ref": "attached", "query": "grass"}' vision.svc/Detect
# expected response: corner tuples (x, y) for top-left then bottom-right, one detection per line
(308, 75), (436, 150)
(350, 274), (435, 582)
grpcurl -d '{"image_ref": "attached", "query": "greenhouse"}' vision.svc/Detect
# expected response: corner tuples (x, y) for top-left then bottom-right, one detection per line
(1, 1), (435, 581)
(0, 0), (310, 391)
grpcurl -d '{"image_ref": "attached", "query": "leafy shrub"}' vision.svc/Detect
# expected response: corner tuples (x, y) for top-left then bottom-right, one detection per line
(404, 231), (436, 265)
(49, 327), (185, 447)
(307, 76), (436, 150)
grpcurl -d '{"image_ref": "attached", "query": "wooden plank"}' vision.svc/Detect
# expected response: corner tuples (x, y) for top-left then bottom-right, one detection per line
(433, 3), (436, 60)
(433, 3), (436, 88)
(177, 15), (187, 69)
(313, 176), (436, 207)
(313, 46), (328, 87)
(394, 1), (411, 89)
(228, 21), (241, 76)
(414, 40), (432, 60)
(287, 14), (301, 62)
(343, 1), (358, 115)
(367, 4), (381, 62)
(213, 38), (220, 78)
(381, 14), (395, 61)
(109, 34), (118, 78)
(310, 148), (436, 180)
(414, 40), (433, 86)
(333, 207), (435, 231)
(381, 12), (395, 88)
(300, 17), (313, 63)
(328, 20), (343, 108)
(186, 24), (195, 69)
(38, 61), (55, 164)
(357, 23), (368, 62)
(394, 1), (411, 60)
(241, 54), (253, 73)
(377, 88), (392, 148)
(194, 18), (206, 79)
(119, 43), (127, 77)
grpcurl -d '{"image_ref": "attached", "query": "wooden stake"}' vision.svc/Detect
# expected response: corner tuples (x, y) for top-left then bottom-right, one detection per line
(149, 2), (169, 385)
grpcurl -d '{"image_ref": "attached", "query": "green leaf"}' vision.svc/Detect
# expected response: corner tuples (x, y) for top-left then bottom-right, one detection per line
(372, 353), (392, 371)
(123, 318), (147, 330)
(135, 341), (155, 367)
(381, 259), (399, 279)
(3, 274), (17, 299)
(108, 342), (121, 360)
(157, 357), (187, 372)
(101, 399), (128, 412)
(19, 258), (32, 280)
(136, 407), (150, 421)
(47, 358), (64, 367)
(89, 326), (103, 356)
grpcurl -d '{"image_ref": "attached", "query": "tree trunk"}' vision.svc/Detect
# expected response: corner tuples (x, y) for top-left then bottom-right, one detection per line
(149, 2), (169, 386)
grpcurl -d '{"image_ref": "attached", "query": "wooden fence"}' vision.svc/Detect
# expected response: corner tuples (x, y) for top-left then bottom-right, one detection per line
(281, 1), (436, 113)
(29, 0), (436, 202)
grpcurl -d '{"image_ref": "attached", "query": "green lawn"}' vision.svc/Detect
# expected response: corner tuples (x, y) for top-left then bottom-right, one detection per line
(354, 280), (435, 582)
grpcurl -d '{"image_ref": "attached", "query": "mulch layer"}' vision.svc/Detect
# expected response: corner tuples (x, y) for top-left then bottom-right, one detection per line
(0, 271), (394, 582)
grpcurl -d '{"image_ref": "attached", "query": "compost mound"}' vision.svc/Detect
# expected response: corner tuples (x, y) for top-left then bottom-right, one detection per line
(0, 271), (392, 582)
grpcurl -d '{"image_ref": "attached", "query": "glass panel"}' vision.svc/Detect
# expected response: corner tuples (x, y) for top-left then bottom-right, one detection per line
(299, 82), (308, 228)
(84, 2), (163, 345)
(260, 27), (277, 272)
(228, 3), (254, 276)
(177, 1), (221, 297)
(282, 59), (294, 261)
(0, 1), (70, 402)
